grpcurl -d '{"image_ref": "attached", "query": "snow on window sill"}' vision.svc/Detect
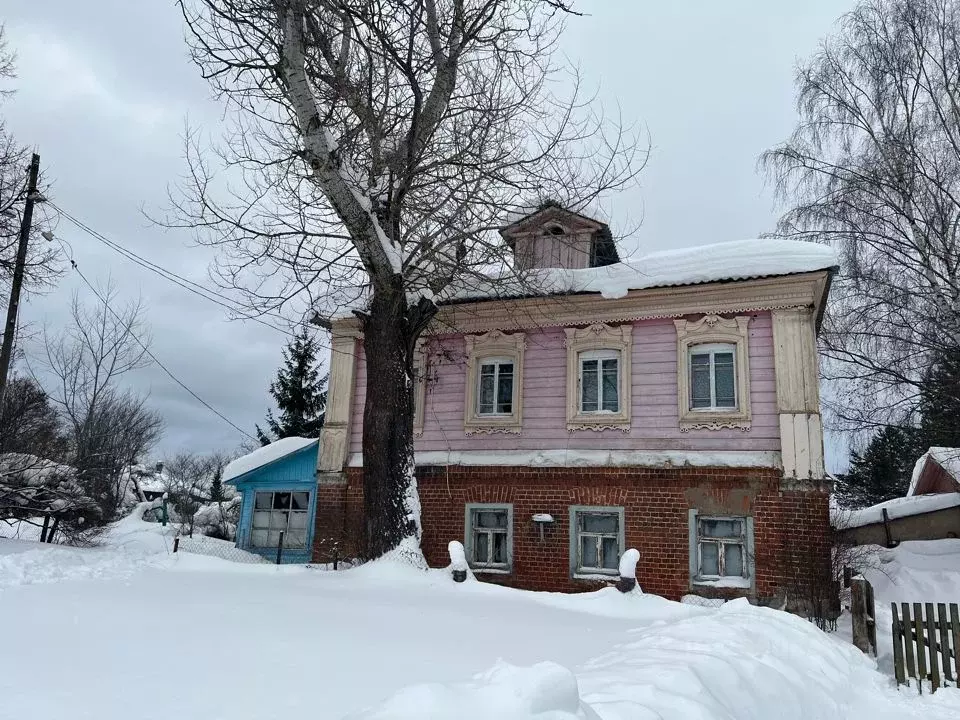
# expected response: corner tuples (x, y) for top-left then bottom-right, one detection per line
(573, 571), (618, 582)
(471, 566), (512, 575)
(692, 576), (752, 589)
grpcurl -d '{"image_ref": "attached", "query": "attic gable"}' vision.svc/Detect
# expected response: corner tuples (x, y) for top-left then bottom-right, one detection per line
(499, 204), (620, 270)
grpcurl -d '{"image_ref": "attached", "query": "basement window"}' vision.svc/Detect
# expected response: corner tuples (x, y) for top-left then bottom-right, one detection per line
(688, 510), (754, 589)
(465, 504), (513, 573)
(569, 505), (624, 578)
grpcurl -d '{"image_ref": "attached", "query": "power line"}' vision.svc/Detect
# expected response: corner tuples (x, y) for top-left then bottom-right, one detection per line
(52, 235), (257, 442)
(46, 202), (363, 362)
(47, 201), (296, 336)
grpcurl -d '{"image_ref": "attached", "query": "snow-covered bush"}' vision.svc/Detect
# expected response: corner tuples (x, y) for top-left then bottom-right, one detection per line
(0, 453), (101, 543)
(193, 496), (241, 541)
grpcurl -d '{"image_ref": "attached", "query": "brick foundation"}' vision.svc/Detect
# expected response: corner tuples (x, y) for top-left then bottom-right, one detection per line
(312, 465), (831, 601)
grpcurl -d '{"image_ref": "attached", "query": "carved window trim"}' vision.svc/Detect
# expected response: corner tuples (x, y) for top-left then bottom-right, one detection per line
(564, 323), (632, 431)
(463, 330), (525, 434)
(674, 315), (752, 431)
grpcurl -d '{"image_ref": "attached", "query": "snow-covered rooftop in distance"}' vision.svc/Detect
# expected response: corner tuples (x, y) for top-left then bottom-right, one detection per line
(442, 238), (838, 304)
(223, 437), (318, 483)
(834, 493), (960, 529)
(907, 446), (960, 496)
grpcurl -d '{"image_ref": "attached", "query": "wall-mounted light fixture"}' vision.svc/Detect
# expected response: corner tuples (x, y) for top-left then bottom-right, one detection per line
(532, 513), (554, 542)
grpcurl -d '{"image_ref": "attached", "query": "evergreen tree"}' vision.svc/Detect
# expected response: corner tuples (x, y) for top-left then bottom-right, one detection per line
(916, 348), (960, 450)
(209, 465), (225, 503)
(835, 425), (920, 509)
(256, 329), (327, 445)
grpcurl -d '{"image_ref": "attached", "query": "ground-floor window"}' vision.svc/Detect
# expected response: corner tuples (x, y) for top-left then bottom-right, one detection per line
(251, 491), (310, 549)
(464, 503), (513, 572)
(569, 505), (624, 577)
(689, 511), (754, 587)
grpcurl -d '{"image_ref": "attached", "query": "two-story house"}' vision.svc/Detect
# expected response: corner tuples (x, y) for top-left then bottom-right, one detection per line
(311, 205), (838, 601)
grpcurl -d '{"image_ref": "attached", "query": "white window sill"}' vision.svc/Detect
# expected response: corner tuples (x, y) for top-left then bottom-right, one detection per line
(471, 566), (512, 575)
(692, 576), (751, 589)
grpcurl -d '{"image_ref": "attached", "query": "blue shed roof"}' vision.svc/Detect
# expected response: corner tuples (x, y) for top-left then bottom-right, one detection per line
(223, 437), (319, 484)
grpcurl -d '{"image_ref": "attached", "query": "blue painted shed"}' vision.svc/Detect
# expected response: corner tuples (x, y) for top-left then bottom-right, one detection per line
(224, 437), (319, 564)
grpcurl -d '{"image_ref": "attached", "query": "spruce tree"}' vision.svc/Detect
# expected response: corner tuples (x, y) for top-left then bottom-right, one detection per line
(916, 348), (960, 450)
(209, 465), (225, 503)
(835, 425), (920, 508)
(256, 329), (327, 445)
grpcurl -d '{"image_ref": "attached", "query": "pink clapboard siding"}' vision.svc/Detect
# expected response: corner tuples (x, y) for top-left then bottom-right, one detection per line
(348, 313), (780, 455)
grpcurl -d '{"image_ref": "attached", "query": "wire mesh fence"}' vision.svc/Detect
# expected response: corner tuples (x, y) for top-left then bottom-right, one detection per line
(173, 535), (269, 564)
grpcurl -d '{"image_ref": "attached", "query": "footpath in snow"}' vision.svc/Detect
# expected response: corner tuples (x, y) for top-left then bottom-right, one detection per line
(2, 514), (959, 719)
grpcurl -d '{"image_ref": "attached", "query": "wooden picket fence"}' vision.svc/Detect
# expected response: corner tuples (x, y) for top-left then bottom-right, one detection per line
(891, 602), (960, 692)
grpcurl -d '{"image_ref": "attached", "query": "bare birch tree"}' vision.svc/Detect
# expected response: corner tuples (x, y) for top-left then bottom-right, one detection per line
(763, 0), (960, 433)
(43, 284), (163, 520)
(174, 0), (645, 558)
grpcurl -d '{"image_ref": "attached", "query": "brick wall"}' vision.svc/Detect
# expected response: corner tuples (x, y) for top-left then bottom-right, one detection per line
(312, 465), (831, 601)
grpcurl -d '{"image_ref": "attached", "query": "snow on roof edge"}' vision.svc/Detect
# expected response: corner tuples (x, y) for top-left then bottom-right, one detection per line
(223, 437), (319, 484)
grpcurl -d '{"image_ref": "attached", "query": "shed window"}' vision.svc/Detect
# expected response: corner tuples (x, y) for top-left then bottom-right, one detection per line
(251, 491), (310, 549)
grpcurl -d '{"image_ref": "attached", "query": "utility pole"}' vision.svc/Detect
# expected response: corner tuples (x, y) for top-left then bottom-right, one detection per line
(0, 152), (41, 405)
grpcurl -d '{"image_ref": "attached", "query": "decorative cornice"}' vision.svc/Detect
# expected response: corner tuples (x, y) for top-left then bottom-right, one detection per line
(424, 272), (829, 336)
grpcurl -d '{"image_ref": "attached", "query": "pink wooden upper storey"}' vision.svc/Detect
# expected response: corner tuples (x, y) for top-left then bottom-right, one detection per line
(348, 312), (778, 455)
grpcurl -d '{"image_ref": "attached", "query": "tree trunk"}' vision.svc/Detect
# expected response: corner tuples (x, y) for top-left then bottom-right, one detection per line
(360, 278), (420, 558)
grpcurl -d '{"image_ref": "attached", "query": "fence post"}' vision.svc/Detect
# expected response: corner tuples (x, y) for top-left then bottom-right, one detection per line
(173, 537), (180, 553)
(39, 514), (50, 543)
(276, 530), (285, 565)
(892, 603), (906, 686)
(851, 577), (874, 654)
(47, 517), (60, 544)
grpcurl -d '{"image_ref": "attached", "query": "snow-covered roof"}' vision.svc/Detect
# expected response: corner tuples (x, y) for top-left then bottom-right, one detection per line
(223, 437), (318, 483)
(442, 238), (838, 304)
(907, 447), (960, 496)
(835, 493), (960, 529)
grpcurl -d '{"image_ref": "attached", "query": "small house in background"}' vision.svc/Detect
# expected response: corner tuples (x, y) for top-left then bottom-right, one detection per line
(224, 437), (319, 563)
(908, 447), (960, 496)
(834, 447), (960, 547)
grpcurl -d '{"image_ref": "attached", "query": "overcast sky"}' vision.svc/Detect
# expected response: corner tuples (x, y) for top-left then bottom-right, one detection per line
(3, 0), (854, 467)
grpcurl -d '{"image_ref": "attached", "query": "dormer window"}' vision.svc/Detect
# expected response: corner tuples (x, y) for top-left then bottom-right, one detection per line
(500, 205), (619, 271)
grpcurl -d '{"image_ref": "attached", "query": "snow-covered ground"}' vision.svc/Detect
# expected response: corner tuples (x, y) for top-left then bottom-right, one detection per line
(2, 514), (959, 719)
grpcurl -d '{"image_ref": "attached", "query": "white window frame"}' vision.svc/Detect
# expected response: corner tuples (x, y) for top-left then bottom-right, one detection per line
(688, 342), (738, 411)
(569, 505), (625, 579)
(464, 503), (513, 573)
(688, 510), (755, 590)
(674, 315), (752, 431)
(464, 331), (525, 434)
(476, 357), (516, 416)
(250, 490), (311, 549)
(564, 324), (632, 431)
(578, 349), (621, 414)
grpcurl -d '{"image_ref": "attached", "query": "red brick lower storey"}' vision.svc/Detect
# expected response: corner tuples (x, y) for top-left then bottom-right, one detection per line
(312, 465), (831, 602)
